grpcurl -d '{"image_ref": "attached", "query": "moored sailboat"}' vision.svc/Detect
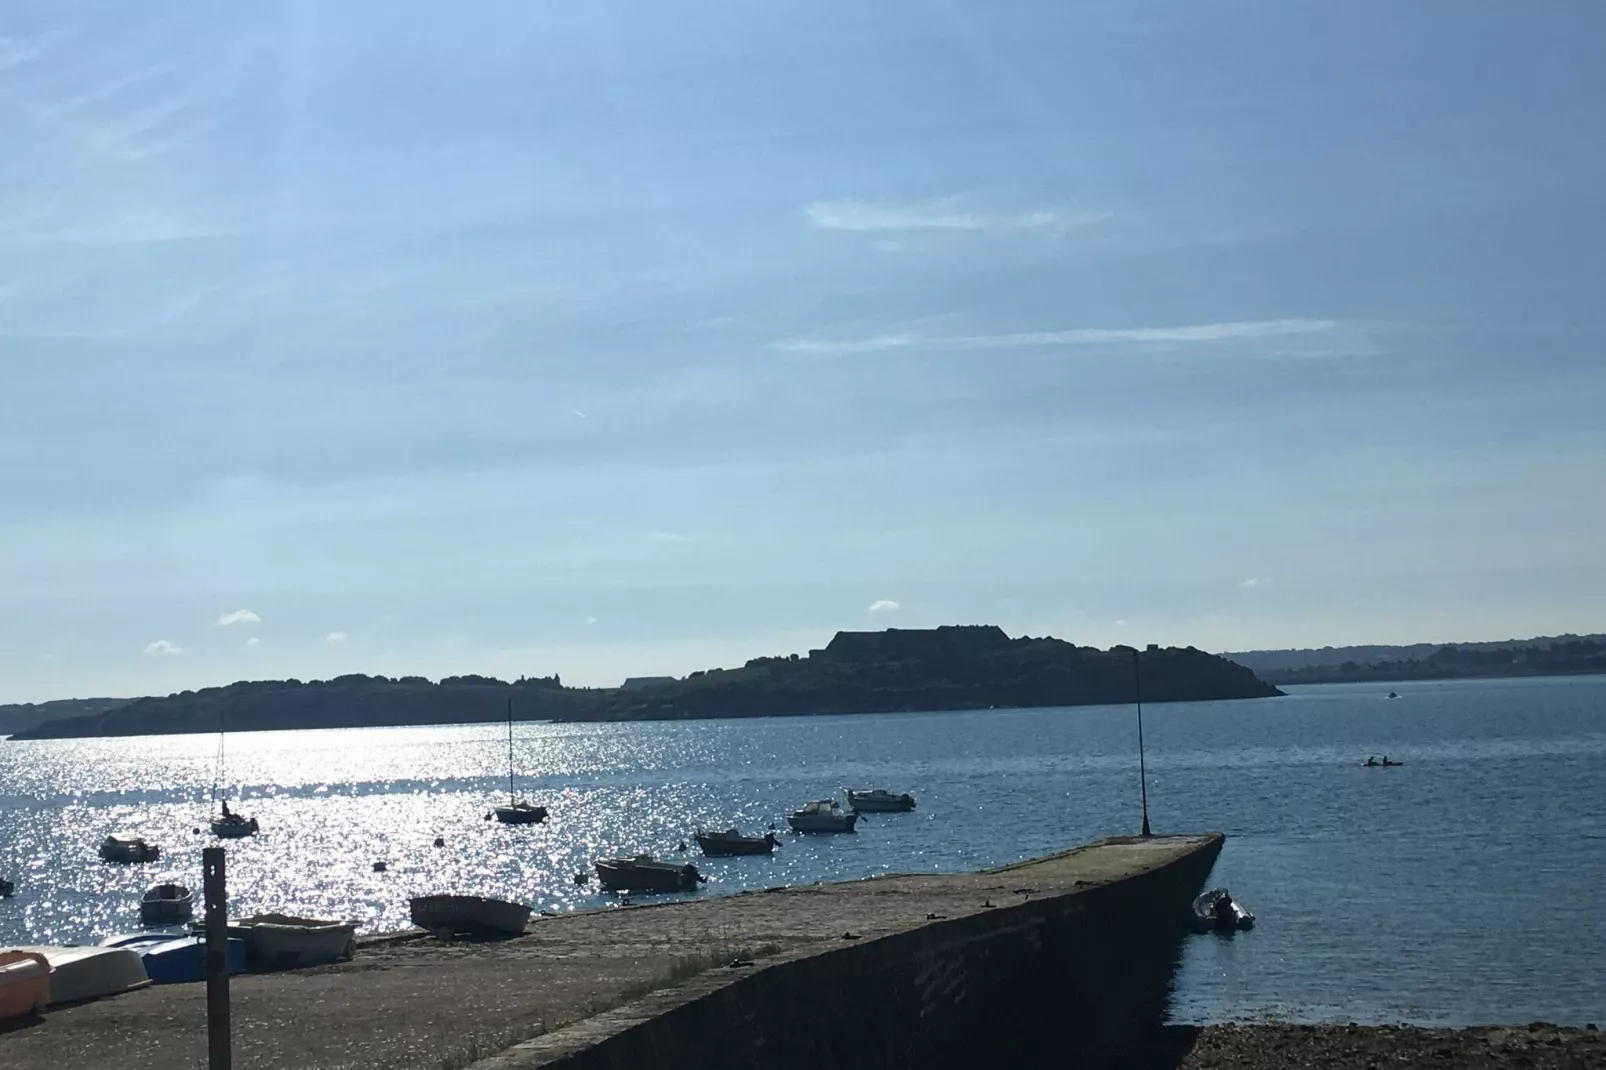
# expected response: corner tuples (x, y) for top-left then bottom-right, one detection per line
(210, 712), (259, 838)
(492, 697), (548, 825)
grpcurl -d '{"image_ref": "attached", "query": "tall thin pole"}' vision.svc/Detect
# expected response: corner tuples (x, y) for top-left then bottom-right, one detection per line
(203, 847), (231, 1070)
(506, 697), (515, 805)
(1133, 649), (1152, 837)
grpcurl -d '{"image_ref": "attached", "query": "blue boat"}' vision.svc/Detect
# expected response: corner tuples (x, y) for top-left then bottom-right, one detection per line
(100, 931), (245, 983)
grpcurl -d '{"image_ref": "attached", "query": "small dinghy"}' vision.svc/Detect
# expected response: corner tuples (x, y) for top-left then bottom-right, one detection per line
(845, 788), (916, 813)
(140, 883), (194, 925)
(101, 932), (246, 984)
(410, 894), (531, 938)
(594, 855), (703, 893)
(787, 799), (858, 833)
(99, 832), (160, 864)
(9, 945), (149, 1004)
(1191, 888), (1254, 932)
(694, 829), (780, 856)
(227, 914), (357, 971)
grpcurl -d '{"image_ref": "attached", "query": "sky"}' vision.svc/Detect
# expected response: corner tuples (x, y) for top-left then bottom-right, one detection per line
(3, 2), (1605, 703)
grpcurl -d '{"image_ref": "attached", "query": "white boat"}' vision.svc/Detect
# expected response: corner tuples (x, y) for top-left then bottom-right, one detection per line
(140, 883), (194, 925)
(99, 832), (160, 864)
(1191, 888), (1255, 932)
(845, 788), (916, 812)
(227, 913), (357, 970)
(10, 945), (149, 1005)
(491, 698), (548, 825)
(787, 799), (858, 834)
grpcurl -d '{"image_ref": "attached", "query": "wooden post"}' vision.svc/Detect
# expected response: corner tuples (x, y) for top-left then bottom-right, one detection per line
(203, 847), (231, 1070)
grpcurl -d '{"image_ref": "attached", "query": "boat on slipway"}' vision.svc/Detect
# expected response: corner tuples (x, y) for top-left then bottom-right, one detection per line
(410, 895), (531, 938)
(8, 945), (149, 1004)
(227, 914), (357, 970)
(101, 932), (246, 984)
(594, 855), (703, 893)
(694, 829), (780, 856)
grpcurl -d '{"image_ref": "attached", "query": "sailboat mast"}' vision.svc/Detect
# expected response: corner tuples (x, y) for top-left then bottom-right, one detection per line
(506, 696), (515, 805)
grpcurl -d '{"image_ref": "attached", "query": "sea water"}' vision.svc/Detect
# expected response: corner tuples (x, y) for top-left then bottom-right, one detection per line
(2, 674), (1602, 1025)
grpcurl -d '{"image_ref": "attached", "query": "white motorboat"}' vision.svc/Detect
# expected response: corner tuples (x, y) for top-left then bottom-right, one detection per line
(99, 832), (160, 864)
(787, 799), (858, 834)
(227, 913), (357, 970)
(10, 945), (149, 1005)
(845, 788), (916, 812)
(594, 855), (703, 893)
(695, 829), (780, 856)
(140, 883), (194, 925)
(1191, 888), (1255, 932)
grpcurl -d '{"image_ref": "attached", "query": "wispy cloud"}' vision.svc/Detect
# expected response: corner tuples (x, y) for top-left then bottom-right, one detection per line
(244, 637), (261, 648)
(868, 599), (900, 612)
(144, 639), (182, 655)
(326, 631), (348, 644)
(217, 608), (261, 626)
(805, 198), (1075, 233)
(1239, 577), (1267, 589)
(780, 319), (1340, 356)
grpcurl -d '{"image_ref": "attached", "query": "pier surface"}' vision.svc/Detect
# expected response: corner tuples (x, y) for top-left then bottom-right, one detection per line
(0, 833), (1220, 1070)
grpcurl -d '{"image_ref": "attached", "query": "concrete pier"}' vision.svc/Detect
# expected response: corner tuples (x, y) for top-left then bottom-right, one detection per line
(0, 834), (1221, 1070)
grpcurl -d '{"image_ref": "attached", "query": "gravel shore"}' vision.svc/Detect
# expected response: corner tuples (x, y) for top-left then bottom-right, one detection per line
(1131, 1023), (1606, 1069)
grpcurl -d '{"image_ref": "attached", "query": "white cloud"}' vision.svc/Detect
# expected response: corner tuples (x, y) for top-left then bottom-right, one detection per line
(1113, 620), (1128, 627)
(805, 198), (1074, 233)
(585, 616), (598, 625)
(216, 608), (261, 626)
(868, 599), (900, 612)
(1240, 577), (1267, 588)
(781, 319), (1339, 356)
(326, 631), (348, 644)
(244, 637), (261, 648)
(144, 639), (182, 655)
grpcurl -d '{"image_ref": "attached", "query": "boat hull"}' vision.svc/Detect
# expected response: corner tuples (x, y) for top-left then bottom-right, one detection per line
(695, 832), (776, 856)
(410, 895), (531, 937)
(228, 914), (357, 971)
(494, 803), (548, 825)
(1191, 888), (1255, 932)
(102, 934), (246, 984)
(0, 951), (50, 1020)
(846, 790), (916, 812)
(594, 859), (701, 893)
(211, 816), (259, 839)
(787, 813), (858, 834)
(99, 836), (159, 864)
(11, 946), (150, 1005)
(140, 884), (194, 926)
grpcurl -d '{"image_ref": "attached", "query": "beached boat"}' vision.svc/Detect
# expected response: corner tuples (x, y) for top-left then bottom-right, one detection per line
(101, 932), (246, 984)
(140, 883), (194, 925)
(845, 788), (916, 812)
(594, 855), (703, 893)
(10, 945), (149, 1004)
(492, 698), (549, 825)
(99, 832), (160, 864)
(0, 950), (50, 1019)
(227, 913), (357, 970)
(787, 799), (858, 834)
(695, 829), (780, 856)
(1191, 888), (1255, 932)
(410, 894), (531, 938)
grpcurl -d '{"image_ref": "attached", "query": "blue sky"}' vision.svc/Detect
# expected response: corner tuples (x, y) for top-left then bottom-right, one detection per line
(4, 2), (1604, 702)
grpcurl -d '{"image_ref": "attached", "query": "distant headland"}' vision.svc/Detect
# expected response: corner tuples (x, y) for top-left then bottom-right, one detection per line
(6, 625), (1279, 740)
(1225, 633), (1606, 685)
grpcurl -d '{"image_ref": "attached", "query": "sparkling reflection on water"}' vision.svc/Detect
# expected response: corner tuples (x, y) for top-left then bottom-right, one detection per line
(2, 675), (1604, 1025)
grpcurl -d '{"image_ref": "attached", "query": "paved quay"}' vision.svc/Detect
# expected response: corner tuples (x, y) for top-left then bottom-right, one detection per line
(0, 834), (1218, 1070)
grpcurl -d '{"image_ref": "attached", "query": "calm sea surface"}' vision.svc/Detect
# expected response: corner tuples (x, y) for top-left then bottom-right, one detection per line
(2, 675), (1603, 1025)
